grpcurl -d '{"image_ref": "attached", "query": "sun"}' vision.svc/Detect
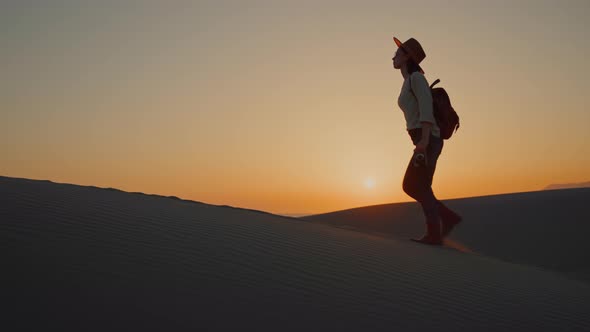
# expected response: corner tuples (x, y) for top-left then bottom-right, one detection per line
(364, 177), (376, 189)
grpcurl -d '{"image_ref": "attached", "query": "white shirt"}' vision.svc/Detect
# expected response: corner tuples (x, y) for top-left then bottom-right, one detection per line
(397, 71), (441, 138)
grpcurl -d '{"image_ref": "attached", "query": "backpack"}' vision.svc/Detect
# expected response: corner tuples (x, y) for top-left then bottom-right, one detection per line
(409, 77), (460, 140)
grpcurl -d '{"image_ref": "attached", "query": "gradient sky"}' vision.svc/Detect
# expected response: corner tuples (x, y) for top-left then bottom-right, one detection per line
(2, 0), (589, 215)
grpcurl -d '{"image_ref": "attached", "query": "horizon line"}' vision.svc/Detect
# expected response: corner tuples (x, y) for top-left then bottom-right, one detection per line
(2, 174), (589, 218)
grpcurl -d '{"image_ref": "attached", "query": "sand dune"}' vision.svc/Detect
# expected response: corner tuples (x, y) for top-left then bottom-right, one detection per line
(302, 189), (590, 284)
(544, 181), (590, 190)
(2, 176), (590, 331)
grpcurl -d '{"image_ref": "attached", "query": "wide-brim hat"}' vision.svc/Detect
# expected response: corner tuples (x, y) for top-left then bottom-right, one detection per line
(394, 37), (426, 74)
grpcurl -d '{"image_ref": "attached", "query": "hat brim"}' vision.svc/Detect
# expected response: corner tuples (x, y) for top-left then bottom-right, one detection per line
(393, 36), (425, 74)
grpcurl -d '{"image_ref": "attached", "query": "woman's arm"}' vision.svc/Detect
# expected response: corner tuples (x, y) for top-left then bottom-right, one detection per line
(410, 73), (435, 152)
(416, 121), (432, 152)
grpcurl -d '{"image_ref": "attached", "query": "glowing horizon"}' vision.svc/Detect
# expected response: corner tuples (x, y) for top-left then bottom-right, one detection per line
(2, 1), (589, 215)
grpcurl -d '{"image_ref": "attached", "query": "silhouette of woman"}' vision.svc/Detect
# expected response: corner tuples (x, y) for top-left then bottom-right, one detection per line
(392, 36), (462, 245)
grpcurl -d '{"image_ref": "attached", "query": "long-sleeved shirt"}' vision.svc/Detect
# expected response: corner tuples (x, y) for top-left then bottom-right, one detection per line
(397, 71), (441, 138)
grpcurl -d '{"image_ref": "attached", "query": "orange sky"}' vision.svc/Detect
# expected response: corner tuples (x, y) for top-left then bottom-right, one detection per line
(2, 1), (589, 215)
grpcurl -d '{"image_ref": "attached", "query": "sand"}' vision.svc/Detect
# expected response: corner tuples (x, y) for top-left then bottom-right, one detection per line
(302, 188), (590, 284)
(2, 176), (590, 331)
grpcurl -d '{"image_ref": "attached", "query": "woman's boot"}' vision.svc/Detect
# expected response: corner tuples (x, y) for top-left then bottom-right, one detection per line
(438, 202), (462, 238)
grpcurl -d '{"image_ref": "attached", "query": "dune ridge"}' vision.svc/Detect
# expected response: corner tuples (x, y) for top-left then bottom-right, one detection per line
(544, 181), (590, 190)
(2, 176), (590, 331)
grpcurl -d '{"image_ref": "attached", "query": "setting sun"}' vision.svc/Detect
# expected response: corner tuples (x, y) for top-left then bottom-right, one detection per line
(364, 178), (376, 189)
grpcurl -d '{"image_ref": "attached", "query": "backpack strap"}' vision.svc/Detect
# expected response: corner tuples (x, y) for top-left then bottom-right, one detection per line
(430, 79), (441, 89)
(409, 74), (441, 94)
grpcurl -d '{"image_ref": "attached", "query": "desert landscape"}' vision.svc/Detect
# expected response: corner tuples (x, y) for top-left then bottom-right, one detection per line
(2, 175), (590, 331)
(4, 1), (590, 331)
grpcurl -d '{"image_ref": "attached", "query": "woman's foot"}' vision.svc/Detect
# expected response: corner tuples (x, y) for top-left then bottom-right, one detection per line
(411, 221), (443, 245)
(411, 236), (443, 246)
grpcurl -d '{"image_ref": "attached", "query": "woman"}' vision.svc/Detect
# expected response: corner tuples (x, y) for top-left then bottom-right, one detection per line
(392, 36), (462, 245)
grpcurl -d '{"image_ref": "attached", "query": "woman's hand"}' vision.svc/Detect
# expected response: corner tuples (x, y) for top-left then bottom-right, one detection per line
(415, 121), (433, 152)
(414, 139), (429, 153)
